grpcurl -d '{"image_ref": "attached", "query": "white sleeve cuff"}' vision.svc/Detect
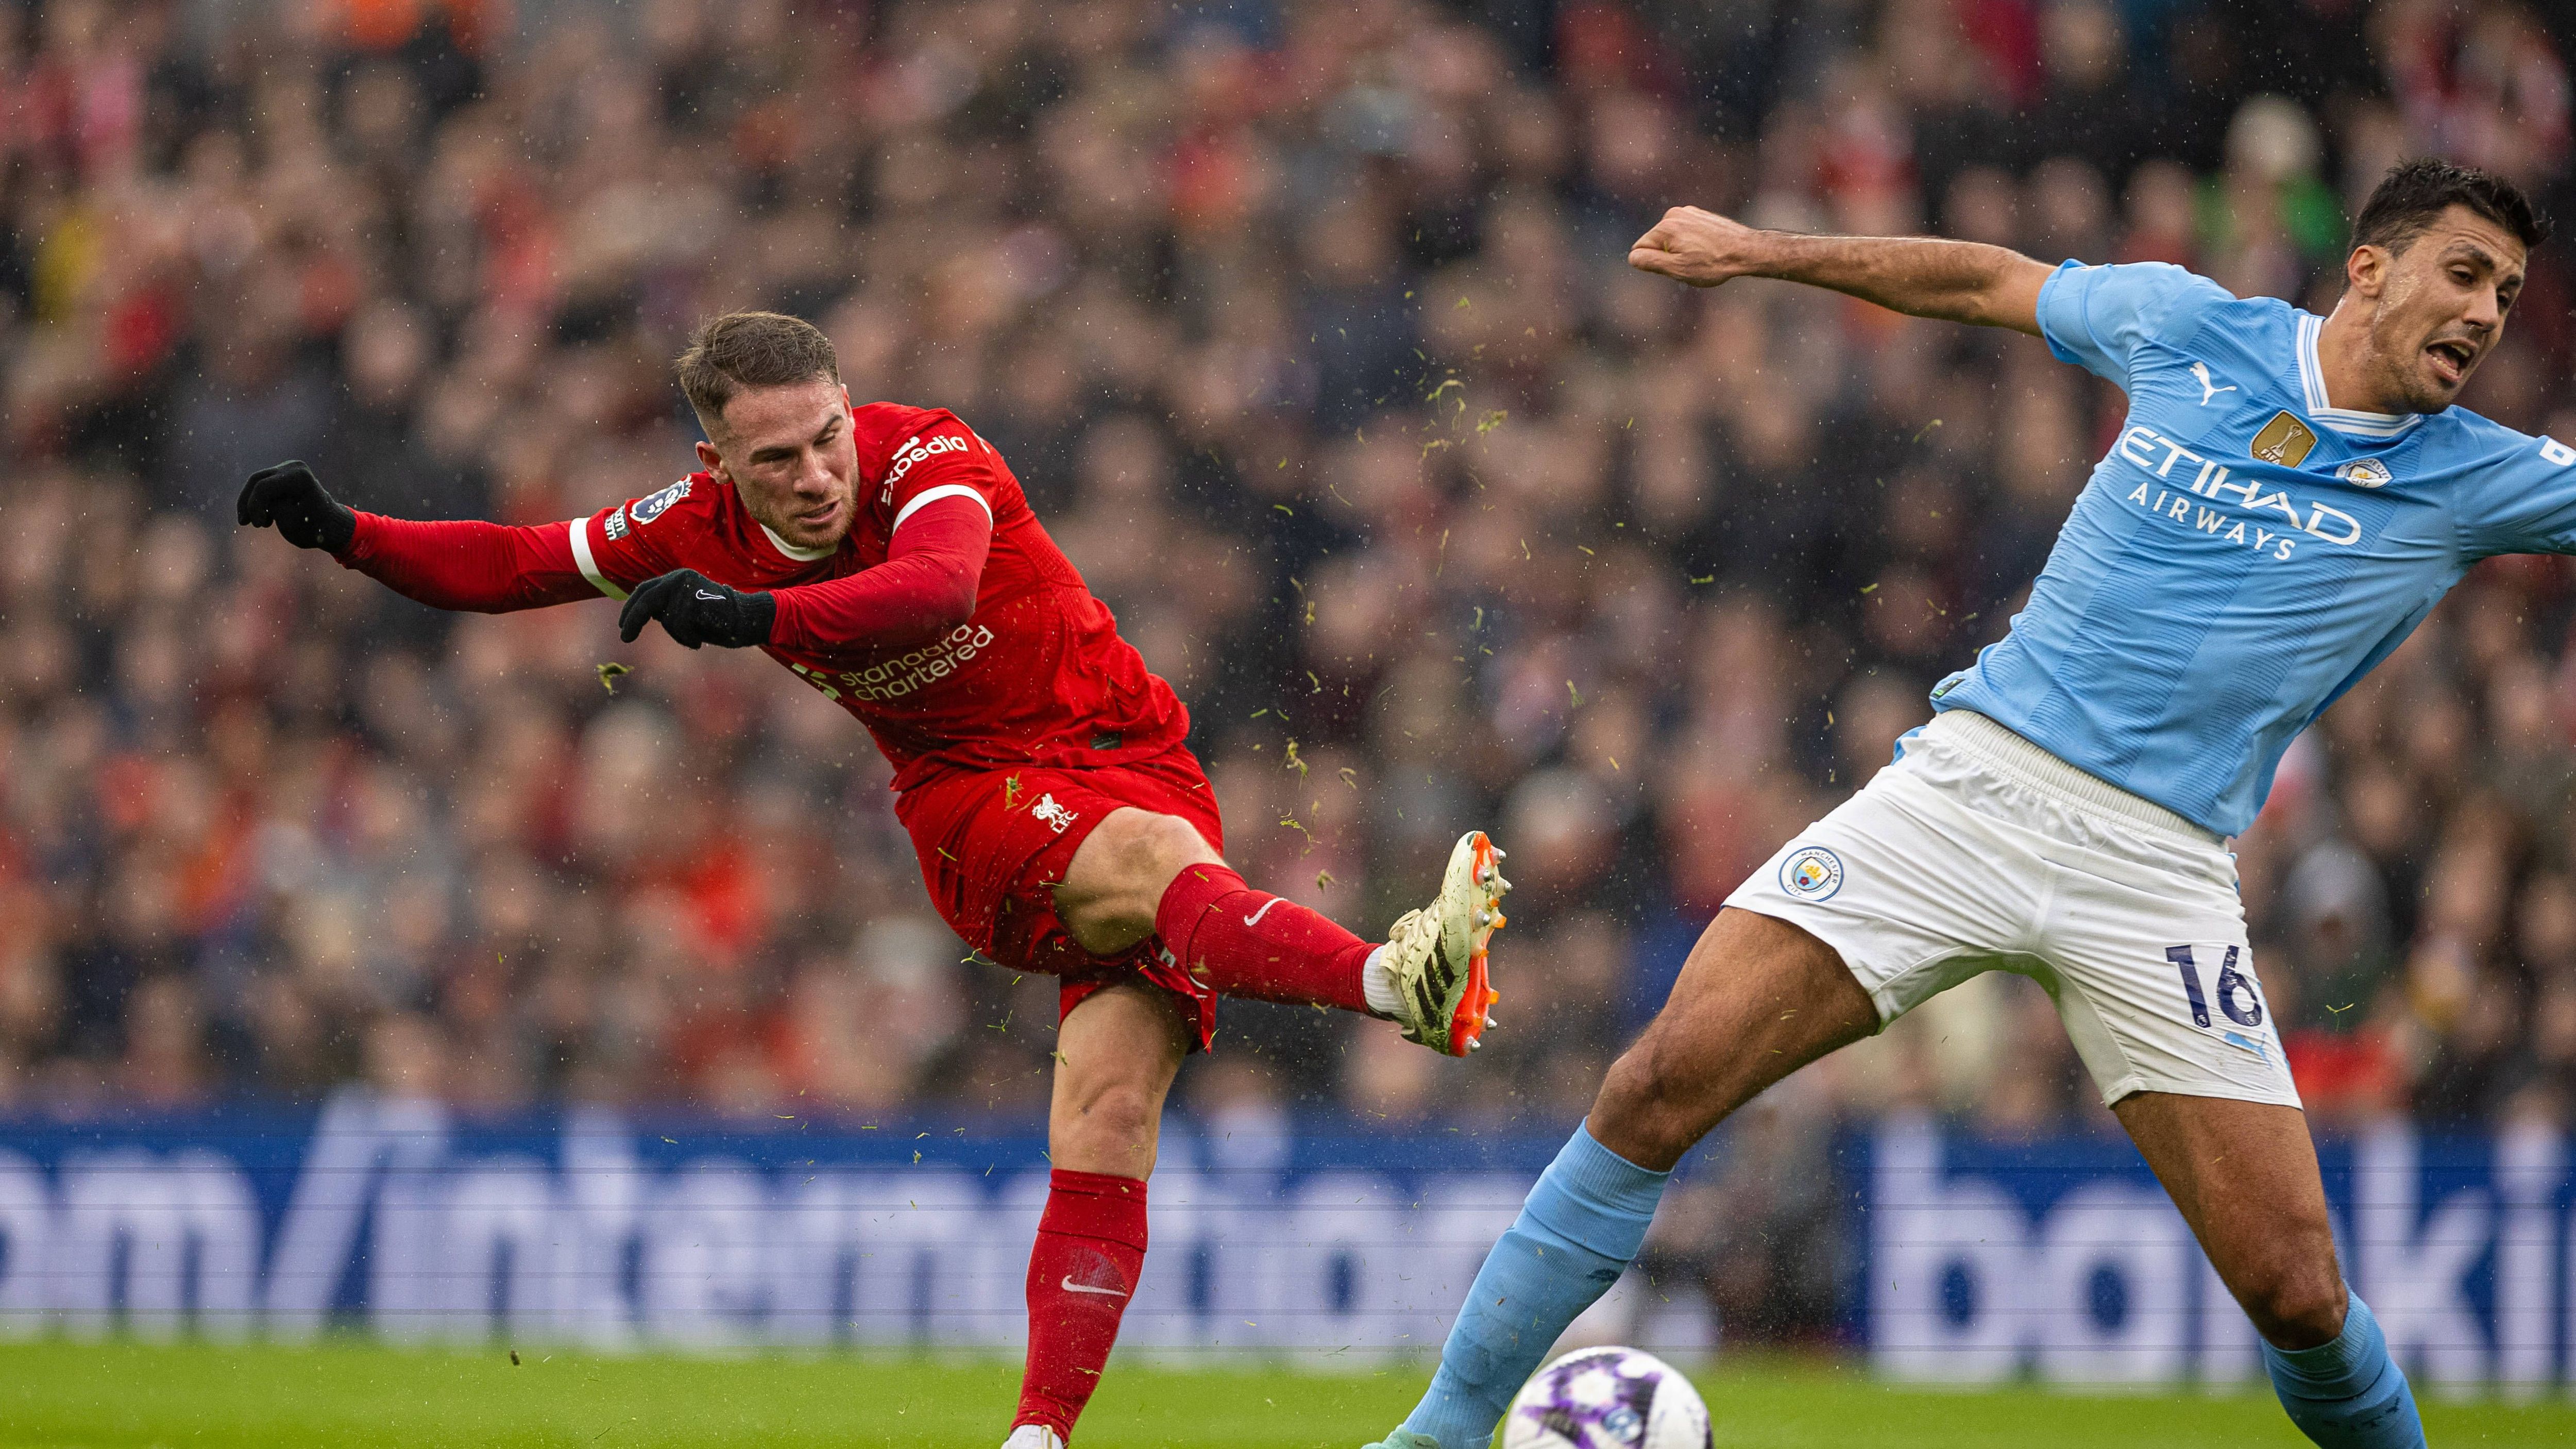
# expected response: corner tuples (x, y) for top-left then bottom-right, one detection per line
(568, 517), (628, 601)
(891, 484), (993, 534)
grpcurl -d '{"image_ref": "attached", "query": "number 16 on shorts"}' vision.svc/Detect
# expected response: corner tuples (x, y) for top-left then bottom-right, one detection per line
(2166, 944), (2272, 1049)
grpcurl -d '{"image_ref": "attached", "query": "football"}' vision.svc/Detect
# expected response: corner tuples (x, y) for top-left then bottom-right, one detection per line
(1501, 1346), (1714, 1449)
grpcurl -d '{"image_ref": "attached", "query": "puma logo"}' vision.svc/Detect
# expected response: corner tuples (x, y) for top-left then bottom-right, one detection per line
(1242, 898), (1282, 928)
(2191, 362), (2236, 406)
(1060, 1277), (1128, 1298)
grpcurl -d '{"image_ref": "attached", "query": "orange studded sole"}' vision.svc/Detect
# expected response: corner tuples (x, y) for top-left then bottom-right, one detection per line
(1445, 832), (1507, 1056)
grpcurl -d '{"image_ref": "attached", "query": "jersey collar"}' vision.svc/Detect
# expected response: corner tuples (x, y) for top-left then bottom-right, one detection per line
(755, 519), (836, 563)
(708, 470), (839, 563)
(2296, 312), (2422, 441)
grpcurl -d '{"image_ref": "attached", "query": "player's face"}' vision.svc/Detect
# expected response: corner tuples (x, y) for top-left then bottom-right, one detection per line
(701, 379), (860, 551)
(2360, 204), (2526, 414)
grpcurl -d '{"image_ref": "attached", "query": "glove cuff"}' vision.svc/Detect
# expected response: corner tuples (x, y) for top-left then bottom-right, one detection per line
(319, 503), (359, 556)
(743, 589), (777, 646)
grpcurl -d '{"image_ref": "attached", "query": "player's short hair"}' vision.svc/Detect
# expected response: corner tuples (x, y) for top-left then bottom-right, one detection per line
(675, 311), (841, 432)
(2351, 158), (2550, 260)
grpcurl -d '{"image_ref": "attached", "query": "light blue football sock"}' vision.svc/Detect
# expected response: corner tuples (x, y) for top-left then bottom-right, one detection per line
(2261, 1292), (2425, 1448)
(1398, 1125), (1670, 1449)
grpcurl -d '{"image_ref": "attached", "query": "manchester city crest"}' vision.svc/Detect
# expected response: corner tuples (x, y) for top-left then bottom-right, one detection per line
(2335, 458), (2393, 489)
(1780, 846), (1845, 900)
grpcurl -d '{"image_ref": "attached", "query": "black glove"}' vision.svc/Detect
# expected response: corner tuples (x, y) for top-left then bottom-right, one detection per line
(237, 460), (358, 553)
(617, 568), (776, 649)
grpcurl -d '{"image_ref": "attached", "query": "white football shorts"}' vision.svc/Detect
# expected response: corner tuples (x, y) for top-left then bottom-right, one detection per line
(1726, 709), (2299, 1109)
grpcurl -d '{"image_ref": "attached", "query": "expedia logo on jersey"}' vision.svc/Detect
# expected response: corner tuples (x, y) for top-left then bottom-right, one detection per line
(794, 622), (998, 703)
(2108, 423), (2364, 564)
(603, 504), (631, 540)
(631, 478), (691, 524)
(878, 432), (970, 503)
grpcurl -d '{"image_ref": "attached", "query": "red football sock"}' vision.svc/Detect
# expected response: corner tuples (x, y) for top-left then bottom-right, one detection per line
(1016, 1169), (1149, 1442)
(1153, 863), (1374, 1013)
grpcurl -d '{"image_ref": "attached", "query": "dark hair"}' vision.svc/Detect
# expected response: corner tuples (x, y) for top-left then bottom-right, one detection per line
(2351, 158), (2550, 258)
(675, 311), (841, 429)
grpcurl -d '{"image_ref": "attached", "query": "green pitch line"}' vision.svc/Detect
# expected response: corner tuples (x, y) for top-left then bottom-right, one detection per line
(0, 1340), (2568, 1447)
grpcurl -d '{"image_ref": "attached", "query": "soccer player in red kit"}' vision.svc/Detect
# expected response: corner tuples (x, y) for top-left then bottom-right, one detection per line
(238, 311), (1509, 1448)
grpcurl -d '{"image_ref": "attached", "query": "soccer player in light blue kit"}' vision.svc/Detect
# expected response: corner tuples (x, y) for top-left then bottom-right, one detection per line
(1371, 159), (2560, 1449)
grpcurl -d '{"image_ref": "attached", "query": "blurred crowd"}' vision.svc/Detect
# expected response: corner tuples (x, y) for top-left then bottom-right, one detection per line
(4, 0), (2576, 1339)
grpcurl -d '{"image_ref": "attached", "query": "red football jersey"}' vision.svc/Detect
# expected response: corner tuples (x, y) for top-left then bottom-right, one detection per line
(568, 402), (1188, 789)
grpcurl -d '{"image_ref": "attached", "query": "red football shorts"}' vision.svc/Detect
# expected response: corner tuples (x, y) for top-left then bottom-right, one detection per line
(894, 745), (1225, 1050)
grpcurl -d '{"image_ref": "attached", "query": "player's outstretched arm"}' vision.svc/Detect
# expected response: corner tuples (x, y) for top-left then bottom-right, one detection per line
(1629, 206), (2049, 335)
(238, 459), (605, 613)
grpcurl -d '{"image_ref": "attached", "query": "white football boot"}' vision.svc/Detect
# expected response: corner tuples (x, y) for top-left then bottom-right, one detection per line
(1001, 1426), (1064, 1449)
(1363, 1431), (1443, 1448)
(1378, 830), (1510, 1056)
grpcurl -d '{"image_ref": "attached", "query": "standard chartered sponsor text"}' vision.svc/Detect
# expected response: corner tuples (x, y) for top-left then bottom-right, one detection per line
(793, 624), (996, 701)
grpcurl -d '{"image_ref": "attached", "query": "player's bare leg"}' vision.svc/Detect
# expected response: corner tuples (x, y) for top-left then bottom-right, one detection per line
(1586, 907), (1880, 1168)
(1008, 980), (1191, 1449)
(1052, 807), (1226, 954)
(1053, 807), (1511, 1055)
(1370, 907), (1875, 1449)
(2116, 1093), (2424, 1445)
(1047, 976), (1191, 1178)
(2117, 1094), (2343, 1345)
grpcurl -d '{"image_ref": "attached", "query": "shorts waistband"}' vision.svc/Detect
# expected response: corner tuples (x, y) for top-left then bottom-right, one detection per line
(1923, 710), (2223, 846)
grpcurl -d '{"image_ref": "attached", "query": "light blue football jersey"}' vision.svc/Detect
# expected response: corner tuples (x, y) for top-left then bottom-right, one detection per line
(1932, 260), (2576, 836)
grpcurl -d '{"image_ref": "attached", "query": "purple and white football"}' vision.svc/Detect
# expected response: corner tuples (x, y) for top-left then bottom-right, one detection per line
(1501, 1346), (1713, 1449)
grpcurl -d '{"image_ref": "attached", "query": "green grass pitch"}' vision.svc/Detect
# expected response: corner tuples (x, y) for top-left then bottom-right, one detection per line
(0, 1341), (2568, 1447)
